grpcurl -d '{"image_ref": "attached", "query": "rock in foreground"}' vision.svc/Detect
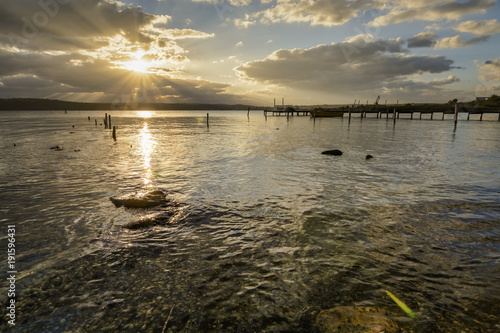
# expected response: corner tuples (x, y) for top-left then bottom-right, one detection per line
(123, 211), (169, 229)
(110, 189), (166, 209)
(316, 306), (399, 333)
(321, 149), (343, 156)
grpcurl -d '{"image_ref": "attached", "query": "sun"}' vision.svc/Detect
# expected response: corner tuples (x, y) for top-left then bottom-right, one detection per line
(124, 59), (151, 73)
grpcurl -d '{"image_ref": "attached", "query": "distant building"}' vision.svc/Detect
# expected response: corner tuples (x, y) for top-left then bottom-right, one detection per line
(476, 97), (488, 101)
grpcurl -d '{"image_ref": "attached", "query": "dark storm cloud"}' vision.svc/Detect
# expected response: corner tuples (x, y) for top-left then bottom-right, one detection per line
(236, 35), (456, 94)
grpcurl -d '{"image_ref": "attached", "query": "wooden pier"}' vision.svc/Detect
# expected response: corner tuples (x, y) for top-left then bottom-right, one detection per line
(263, 109), (309, 116)
(262, 102), (499, 121)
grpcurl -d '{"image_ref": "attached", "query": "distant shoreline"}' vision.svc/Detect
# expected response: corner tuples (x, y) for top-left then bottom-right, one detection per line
(1, 96), (499, 113)
(0, 98), (259, 111)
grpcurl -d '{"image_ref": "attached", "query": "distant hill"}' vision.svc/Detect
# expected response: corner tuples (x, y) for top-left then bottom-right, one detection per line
(0, 98), (259, 111)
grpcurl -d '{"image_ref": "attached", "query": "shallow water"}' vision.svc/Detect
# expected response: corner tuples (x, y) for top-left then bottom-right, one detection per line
(0, 110), (499, 332)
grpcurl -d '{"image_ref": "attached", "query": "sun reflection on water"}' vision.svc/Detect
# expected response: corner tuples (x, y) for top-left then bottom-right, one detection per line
(137, 111), (155, 118)
(138, 122), (156, 187)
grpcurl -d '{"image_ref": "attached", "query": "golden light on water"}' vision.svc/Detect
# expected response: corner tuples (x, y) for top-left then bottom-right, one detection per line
(137, 111), (155, 118)
(138, 122), (156, 187)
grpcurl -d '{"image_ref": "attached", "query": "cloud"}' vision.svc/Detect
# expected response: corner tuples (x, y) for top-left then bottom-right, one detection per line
(235, 41), (244, 47)
(479, 58), (500, 82)
(0, 0), (247, 103)
(251, 0), (386, 27)
(455, 19), (500, 36)
(435, 35), (490, 49)
(191, 0), (251, 6)
(237, 0), (495, 28)
(234, 14), (255, 28)
(0, 47), (243, 103)
(236, 34), (456, 97)
(407, 32), (438, 48)
(369, 0), (496, 27)
(430, 75), (460, 85)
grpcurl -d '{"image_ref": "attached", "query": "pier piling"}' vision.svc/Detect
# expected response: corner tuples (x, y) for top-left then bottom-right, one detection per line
(207, 113), (209, 127)
(454, 104), (458, 126)
(112, 126), (116, 141)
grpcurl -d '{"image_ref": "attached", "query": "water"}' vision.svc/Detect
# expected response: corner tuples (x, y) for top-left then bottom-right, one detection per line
(0, 111), (499, 332)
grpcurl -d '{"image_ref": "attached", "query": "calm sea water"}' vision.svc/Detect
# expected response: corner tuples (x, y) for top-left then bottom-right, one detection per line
(0, 110), (499, 332)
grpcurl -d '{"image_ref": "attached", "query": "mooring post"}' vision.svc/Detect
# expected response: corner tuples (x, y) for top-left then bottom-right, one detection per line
(95, 119), (97, 126)
(112, 126), (116, 141)
(454, 103), (458, 126)
(207, 113), (209, 127)
(108, 114), (111, 129)
(104, 113), (108, 129)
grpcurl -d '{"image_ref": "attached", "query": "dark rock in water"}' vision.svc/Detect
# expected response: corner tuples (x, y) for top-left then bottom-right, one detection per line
(110, 189), (166, 209)
(123, 212), (166, 229)
(50, 145), (64, 151)
(321, 149), (343, 156)
(123, 206), (183, 229)
(316, 306), (399, 333)
(366, 154), (374, 160)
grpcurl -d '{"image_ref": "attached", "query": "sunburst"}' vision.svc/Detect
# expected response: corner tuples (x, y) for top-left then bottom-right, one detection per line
(124, 58), (151, 73)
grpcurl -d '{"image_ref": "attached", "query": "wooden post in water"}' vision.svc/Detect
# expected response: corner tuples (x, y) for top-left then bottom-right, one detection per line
(393, 100), (398, 124)
(207, 113), (209, 127)
(480, 113), (483, 121)
(467, 113), (470, 121)
(108, 114), (111, 129)
(454, 103), (458, 125)
(348, 107), (352, 122)
(104, 113), (108, 129)
(498, 112), (500, 121)
(247, 107), (250, 118)
(88, 116), (91, 121)
(112, 126), (116, 141)
(95, 119), (97, 126)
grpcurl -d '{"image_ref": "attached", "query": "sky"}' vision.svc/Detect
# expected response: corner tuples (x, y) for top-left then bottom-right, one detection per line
(1, 0), (500, 106)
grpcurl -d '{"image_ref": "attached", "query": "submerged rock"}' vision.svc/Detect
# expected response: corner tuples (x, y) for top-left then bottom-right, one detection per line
(50, 145), (64, 151)
(123, 211), (166, 229)
(321, 149), (343, 156)
(110, 189), (166, 209)
(315, 306), (399, 333)
(366, 154), (374, 160)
